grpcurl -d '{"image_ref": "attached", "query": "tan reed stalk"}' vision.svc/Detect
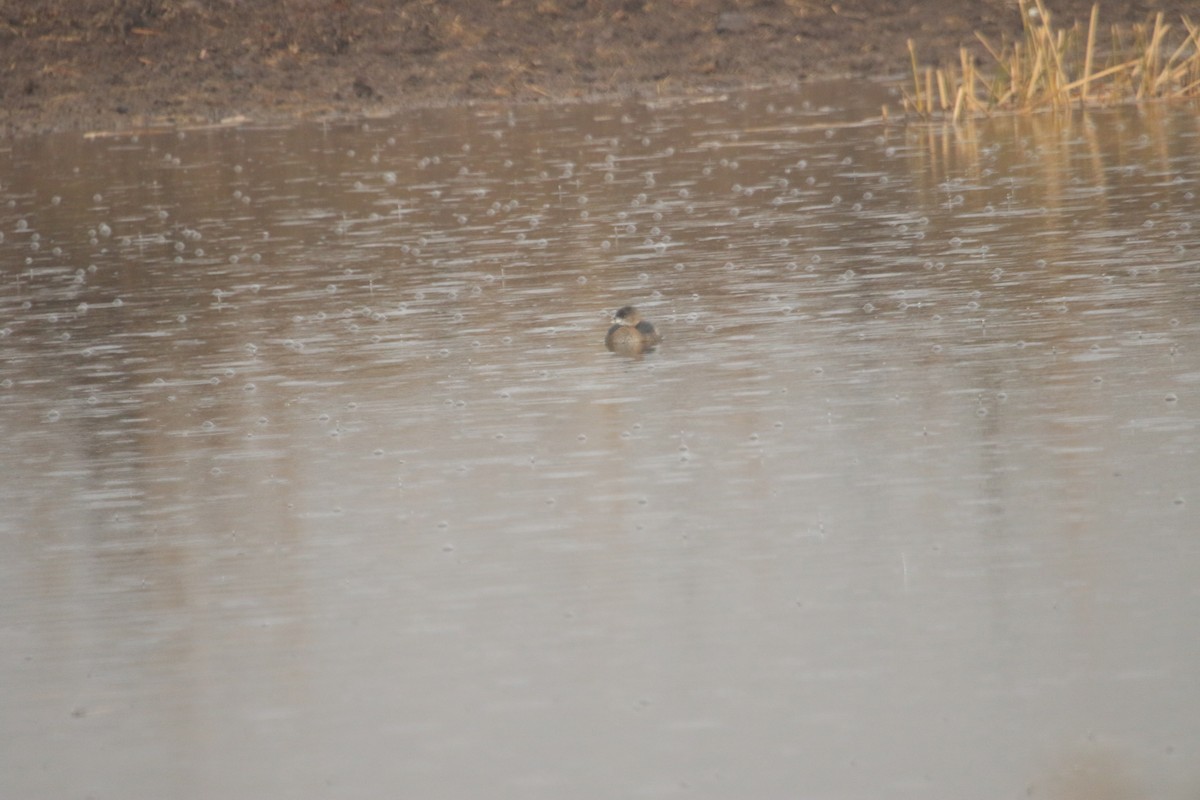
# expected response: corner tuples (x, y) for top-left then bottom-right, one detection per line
(1081, 3), (1099, 100)
(907, 39), (925, 114)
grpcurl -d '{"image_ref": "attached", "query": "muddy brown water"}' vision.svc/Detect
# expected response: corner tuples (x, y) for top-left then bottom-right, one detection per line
(2, 82), (1198, 799)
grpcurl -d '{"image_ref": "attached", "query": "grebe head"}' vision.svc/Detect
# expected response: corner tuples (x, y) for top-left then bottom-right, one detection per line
(613, 305), (641, 325)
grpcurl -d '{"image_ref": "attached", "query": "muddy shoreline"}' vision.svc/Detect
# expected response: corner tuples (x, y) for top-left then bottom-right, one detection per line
(0, 0), (1187, 137)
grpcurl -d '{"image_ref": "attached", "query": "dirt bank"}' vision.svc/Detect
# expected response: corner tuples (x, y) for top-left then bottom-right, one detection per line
(0, 0), (1188, 136)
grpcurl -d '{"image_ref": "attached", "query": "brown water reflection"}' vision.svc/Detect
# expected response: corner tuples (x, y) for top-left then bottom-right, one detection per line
(2, 85), (1198, 799)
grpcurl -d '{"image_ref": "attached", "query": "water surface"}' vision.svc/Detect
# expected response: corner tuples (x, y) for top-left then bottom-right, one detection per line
(2, 83), (1198, 799)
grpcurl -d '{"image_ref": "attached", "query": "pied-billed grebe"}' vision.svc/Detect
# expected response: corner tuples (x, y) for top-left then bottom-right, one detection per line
(605, 305), (662, 354)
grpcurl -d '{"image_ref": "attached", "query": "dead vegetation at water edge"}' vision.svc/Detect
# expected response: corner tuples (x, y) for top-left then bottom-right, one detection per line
(903, 0), (1200, 121)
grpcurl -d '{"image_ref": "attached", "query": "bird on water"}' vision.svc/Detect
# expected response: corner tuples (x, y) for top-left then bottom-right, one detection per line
(605, 305), (661, 355)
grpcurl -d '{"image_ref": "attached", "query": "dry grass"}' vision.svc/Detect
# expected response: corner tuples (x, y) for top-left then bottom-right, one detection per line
(904, 0), (1200, 121)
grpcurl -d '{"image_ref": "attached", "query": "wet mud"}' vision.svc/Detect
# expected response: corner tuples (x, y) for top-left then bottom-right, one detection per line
(1, 0), (1189, 136)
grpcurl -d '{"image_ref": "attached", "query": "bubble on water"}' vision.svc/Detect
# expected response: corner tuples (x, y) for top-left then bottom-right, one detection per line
(201, 420), (216, 431)
(46, 409), (61, 422)
(1165, 393), (1178, 403)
